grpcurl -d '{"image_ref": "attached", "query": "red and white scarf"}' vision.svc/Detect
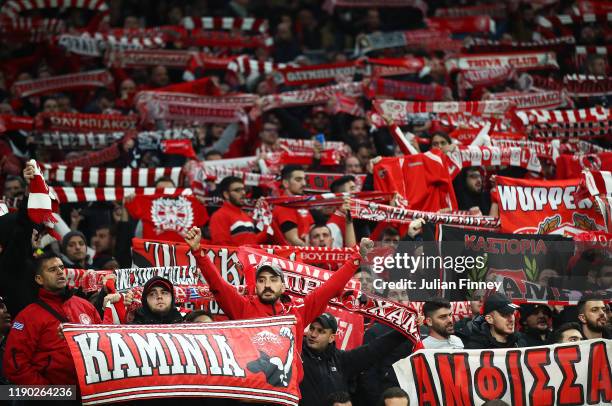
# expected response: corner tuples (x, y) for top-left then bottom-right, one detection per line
(331, 93), (365, 117)
(487, 90), (569, 110)
(354, 29), (451, 55)
(464, 36), (575, 52)
(322, 0), (427, 14)
(58, 33), (165, 57)
(536, 13), (612, 39)
(104, 49), (196, 69)
(435, 4), (506, 18)
(260, 82), (363, 111)
(11, 70), (114, 98)
(0, 17), (65, 42)
(445, 51), (559, 73)
(374, 99), (512, 124)
(35, 112), (138, 132)
(135, 91), (248, 125)
(581, 170), (612, 232)
(349, 198), (500, 228)
(272, 62), (358, 86)
(27, 160), (58, 228)
(564, 74), (612, 97)
(187, 29), (273, 49)
(54, 142), (122, 168)
(516, 107), (610, 125)
(456, 66), (516, 98)
(181, 17), (269, 34)
(37, 131), (125, 149)
(366, 78), (451, 101)
(50, 187), (191, 203)
(0, 0), (110, 20)
(446, 146), (543, 175)
(40, 165), (183, 187)
(426, 16), (495, 34)
(0, 114), (35, 132)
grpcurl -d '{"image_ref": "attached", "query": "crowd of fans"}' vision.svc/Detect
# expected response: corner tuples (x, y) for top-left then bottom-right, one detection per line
(0, 0), (611, 405)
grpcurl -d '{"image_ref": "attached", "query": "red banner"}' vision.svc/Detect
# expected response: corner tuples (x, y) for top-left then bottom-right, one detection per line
(494, 176), (606, 235)
(63, 317), (301, 405)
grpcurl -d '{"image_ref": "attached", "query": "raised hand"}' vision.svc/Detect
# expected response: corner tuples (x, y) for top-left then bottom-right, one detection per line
(184, 226), (202, 251)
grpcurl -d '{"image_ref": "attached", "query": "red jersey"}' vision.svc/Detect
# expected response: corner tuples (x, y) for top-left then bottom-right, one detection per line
(272, 204), (314, 245)
(374, 150), (458, 212)
(209, 201), (269, 246)
(125, 194), (209, 242)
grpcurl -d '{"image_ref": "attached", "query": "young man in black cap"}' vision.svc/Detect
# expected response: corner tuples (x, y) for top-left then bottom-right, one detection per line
(300, 312), (412, 406)
(517, 304), (553, 346)
(131, 276), (183, 324)
(464, 293), (521, 349)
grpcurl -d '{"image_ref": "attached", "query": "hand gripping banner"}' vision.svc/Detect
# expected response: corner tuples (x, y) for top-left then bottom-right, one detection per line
(63, 316), (301, 405)
(393, 339), (612, 406)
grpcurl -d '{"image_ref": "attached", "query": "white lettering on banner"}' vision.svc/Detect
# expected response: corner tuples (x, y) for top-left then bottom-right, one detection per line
(498, 186), (593, 211)
(73, 331), (245, 384)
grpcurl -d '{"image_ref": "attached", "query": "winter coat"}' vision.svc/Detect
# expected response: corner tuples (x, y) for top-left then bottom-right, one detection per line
(299, 329), (410, 406)
(2, 287), (101, 385)
(463, 315), (522, 349)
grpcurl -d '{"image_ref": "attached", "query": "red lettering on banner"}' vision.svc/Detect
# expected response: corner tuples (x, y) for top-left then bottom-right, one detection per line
(410, 353), (440, 406)
(587, 341), (612, 403)
(474, 352), (506, 401)
(464, 235), (547, 255)
(505, 351), (525, 406)
(524, 348), (554, 405)
(554, 346), (583, 405)
(435, 353), (472, 406)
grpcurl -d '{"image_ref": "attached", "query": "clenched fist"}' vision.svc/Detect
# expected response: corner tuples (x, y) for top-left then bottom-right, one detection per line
(184, 226), (202, 251)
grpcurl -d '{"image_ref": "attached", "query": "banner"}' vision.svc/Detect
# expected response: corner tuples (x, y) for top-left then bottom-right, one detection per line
(393, 339), (612, 406)
(63, 317), (301, 405)
(439, 225), (573, 301)
(494, 176), (606, 235)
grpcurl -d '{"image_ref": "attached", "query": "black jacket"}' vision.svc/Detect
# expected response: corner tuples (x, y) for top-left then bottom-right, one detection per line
(463, 316), (523, 349)
(357, 323), (416, 405)
(131, 305), (184, 324)
(518, 328), (551, 347)
(299, 329), (410, 406)
(0, 200), (38, 316)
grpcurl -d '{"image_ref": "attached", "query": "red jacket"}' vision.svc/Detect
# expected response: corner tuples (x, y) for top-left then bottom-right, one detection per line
(208, 201), (269, 246)
(3, 288), (102, 385)
(193, 248), (362, 381)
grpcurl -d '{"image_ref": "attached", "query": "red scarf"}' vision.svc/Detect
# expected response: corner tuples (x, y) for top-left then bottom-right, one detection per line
(27, 160), (58, 228)
(12, 70), (114, 98)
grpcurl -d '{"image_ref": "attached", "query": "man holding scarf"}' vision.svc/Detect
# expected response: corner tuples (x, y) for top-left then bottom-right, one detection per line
(184, 225), (374, 382)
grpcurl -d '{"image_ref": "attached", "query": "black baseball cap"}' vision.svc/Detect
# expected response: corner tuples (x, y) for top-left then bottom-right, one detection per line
(314, 312), (338, 333)
(256, 262), (284, 279)
(519, 304), (552, 320)
(483, 293), (519, 316)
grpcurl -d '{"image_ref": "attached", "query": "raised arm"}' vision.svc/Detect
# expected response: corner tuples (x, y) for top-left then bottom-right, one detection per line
(302, 238), (374, 324)
(184, 226), (248, 319)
